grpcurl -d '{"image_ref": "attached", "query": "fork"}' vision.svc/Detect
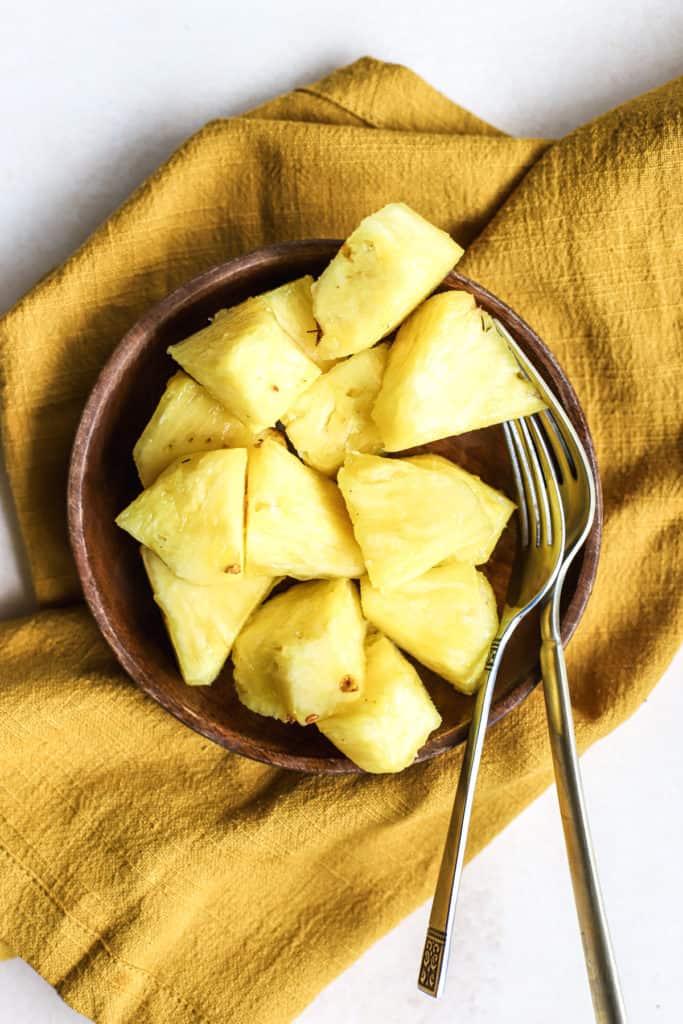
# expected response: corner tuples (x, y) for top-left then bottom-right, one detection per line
(495, 321), (626, 1023)
(418, 415), (565, 999)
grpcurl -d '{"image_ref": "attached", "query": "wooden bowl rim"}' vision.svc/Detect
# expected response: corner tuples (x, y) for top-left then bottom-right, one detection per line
(67, 240), (602, 773)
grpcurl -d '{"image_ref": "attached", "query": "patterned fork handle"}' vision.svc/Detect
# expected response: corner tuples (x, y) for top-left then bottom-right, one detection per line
(417, 641), (506, 997)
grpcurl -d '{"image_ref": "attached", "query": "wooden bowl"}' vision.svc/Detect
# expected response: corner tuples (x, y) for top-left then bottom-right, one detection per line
(68, 241), (602, 773)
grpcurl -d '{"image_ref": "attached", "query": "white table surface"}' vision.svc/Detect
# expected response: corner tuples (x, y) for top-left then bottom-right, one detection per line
(1, 2), (682, 1021)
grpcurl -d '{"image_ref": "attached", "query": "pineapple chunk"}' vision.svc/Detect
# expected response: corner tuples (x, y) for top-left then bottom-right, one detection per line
(360, 562), (498, 694)
(133, 372), (258, 486)
(260, 276), (335, 370)
(167, 300), (320, 432)
(337, 452), (484, 591)
(312, 203), (463, 359)
(253, 427), (289, 449)
(372, 290), (546, 450)
(318, 632), (441, 773)
(141, 547), (276, 686)
(281, 344), (389, 476)
(233, 579), (366, 725)
(116, 449), (247, 584)
(246, 439), (364, 579)
(408, 454), (515, 564)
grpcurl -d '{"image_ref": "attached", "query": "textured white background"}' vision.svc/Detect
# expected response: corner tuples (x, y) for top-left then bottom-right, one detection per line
(1, 2), (682, 1021)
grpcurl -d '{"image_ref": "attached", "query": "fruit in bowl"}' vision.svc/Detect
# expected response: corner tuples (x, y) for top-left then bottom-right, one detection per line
(114, 203), (552, 774)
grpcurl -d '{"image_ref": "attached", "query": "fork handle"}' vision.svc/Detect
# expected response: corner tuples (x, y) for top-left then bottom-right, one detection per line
(540, 632), (627, 1023)
(417, 650), (501, 998)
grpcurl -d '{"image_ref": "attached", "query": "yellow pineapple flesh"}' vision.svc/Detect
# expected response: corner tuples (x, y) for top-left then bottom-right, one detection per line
(312, 203), (463, 359)
(141, 547), (277, 686)
(115, 449), (247, 583)
(408, 454), (515, 564)
(245, 439), (364, 579)
(281, 344), (389, 476)
(372, 290), (547, 451)
(133, 371), (258, 486)
(232, 579), (366, 725)
(252, 427), (289, 449)
(318, 632), (441, 773)
(337, 452), (485, 591)
(260, 275), (335, 370)
(360, 561), (498, 694)
(167, 300), (320, 432)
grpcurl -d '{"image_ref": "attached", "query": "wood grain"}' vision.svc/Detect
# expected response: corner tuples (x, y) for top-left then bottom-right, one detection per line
(67, 240), (602, 773)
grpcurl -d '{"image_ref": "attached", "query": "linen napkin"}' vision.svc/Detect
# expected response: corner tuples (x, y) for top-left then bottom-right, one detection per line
(0, 58), (680, 1023)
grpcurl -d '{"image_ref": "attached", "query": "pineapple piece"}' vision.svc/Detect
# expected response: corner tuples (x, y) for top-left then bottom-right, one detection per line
(337, 453), (484, 591)
(213, 277), (332, 367)
(115, 449), (247, 584)
(233, 579), (366, 725)
(360, 562), (498, 694)
(260, 276), (335, 370)
(408, 454), (515, 564)
(141, 547), (276, 686)
(312, 203), (463, 359)
(318, 632), (441, 773)
(246, 439), (364, 579)
(372, 290), (546, 451)
(253, 427), (289, 449)
(133, 372), (258, 486)
(167, 300), (320, 432)
(281, 344), (389, 476)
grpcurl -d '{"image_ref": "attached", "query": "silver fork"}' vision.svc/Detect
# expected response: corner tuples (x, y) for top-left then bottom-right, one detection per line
(418, 416), (565, 999)
(495, 320), (626, 1023)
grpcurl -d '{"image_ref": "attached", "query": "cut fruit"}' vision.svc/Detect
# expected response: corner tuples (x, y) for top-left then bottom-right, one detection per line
(281, 344), (389, 476)
(245, 439), (364, 579)
(318, 632), (441, 773)
(141, 547), (276, 686)
(260, 276), (335, 371)
(360, 561), (498, 694)
(408, 454), (515, 564)
(312, 203), (463, 359)
(337, 452), (485, 591)
(133, 372), (258, 487)
(253, 427), (289, 449)
(115, 449), (247, 584)
(233, 579), (366, 725)
(372, 290), (547, 450)
(167, 299), (320, 432)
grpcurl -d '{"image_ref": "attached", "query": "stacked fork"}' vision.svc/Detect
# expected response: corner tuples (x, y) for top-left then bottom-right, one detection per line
(418, 322), (627, 1024)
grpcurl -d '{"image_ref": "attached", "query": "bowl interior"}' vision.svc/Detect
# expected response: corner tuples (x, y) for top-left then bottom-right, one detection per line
(69, 240), (601, 772)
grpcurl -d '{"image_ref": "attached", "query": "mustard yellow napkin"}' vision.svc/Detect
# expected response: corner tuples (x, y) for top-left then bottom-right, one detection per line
(0, 58), (681, 1024)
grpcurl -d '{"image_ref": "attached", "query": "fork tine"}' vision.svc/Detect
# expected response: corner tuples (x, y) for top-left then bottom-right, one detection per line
(518, 418), (552, 546)
(540, 409), (578, 481)
(507, 421), (541, 547)
(527, 415), (564, 548)
(531, 413), (565, 486)
(503, 422), (530, 548)
(493, 317), (579, 482)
